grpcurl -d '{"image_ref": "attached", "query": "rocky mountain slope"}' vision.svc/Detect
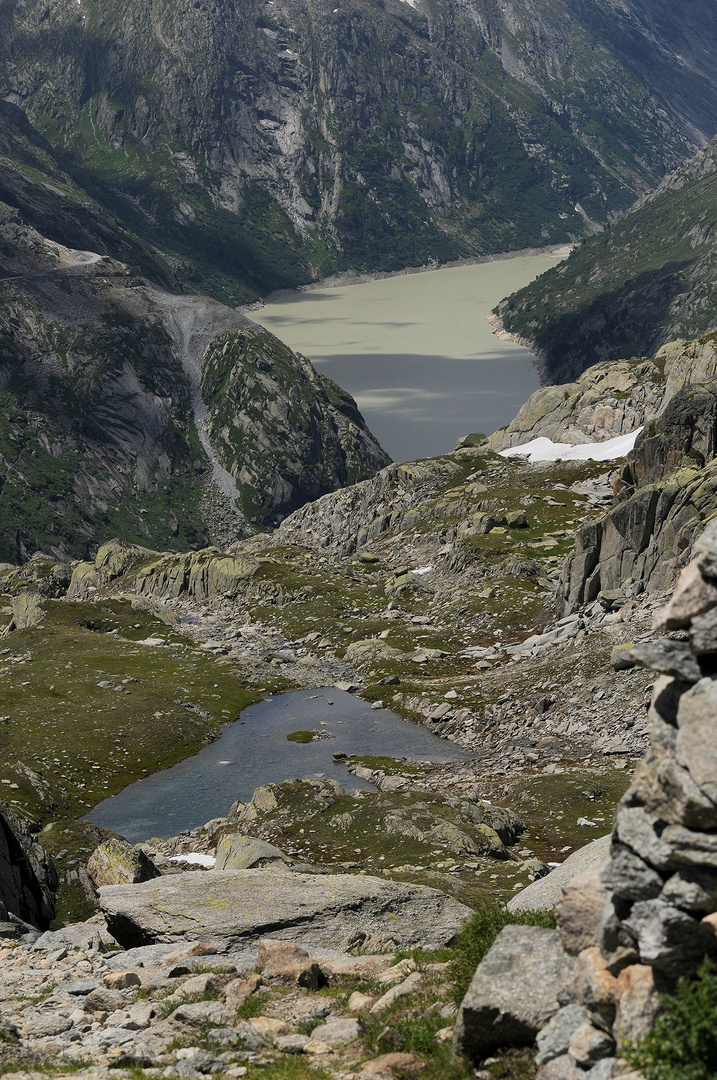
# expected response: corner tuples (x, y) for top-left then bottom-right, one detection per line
(4, 328), (717, 1075)
(2, 0), (716, 300)
(0, 103), (388, 563)
(495, 135), (717, 383)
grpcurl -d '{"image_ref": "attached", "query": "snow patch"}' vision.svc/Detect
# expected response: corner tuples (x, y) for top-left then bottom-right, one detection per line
(168, 853), (216, 868)
(499, 428), (643, 464)
(412, 565), (433, 575)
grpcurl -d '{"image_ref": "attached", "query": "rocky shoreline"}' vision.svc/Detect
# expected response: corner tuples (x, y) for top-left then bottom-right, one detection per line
(240, 244), (574, 313)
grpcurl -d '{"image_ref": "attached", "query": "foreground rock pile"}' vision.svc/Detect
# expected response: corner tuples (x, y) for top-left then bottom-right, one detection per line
(0, 926), (454, 1078)
(454, 522), (717, 1078)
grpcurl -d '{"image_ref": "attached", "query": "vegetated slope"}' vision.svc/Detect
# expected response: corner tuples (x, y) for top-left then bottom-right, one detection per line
(2, 0), (713, 301)
(495, 137), (717, 384)
(0, 104), (389, 563)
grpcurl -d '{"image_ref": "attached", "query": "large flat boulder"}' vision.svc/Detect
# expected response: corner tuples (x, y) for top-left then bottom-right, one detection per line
(507, 835), (611, 913)
(99, 869), (471, 950)
(453, 925), (575, 1063)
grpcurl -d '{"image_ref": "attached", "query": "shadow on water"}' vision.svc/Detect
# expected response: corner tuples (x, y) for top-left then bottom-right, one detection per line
(314, 351), (540, 460)
(86, 689), (468, 844)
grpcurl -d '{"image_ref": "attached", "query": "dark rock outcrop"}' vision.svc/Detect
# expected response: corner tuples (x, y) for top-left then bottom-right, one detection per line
(558, 377), (717, 614)
(0, 804), (56, 930)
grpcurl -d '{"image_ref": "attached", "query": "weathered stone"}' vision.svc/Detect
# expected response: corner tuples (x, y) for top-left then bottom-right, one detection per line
(630, 750), (717, 829)
(99, 869), (471, 950)
(508, 836), (611, 914)
(276, 1034), (310, 1053)
(221, 973), (262, 1010)
(135, 548), (260, 603)
(66, 978), (101, 995)
(624, 898), (717, 977)
(583, 1060), (620, 1080)
(257, 938), (321, 989)
(87, 838), (160, 890)
(613, 806), (673, 871)
(574, 947), (617, 1032)
(348, 991), (377, 1013)
(369, 971), (423, 1013)
(103, 971), (141, 990)
(165, 972), (230, 1003)
(647, 676), (684, 745)
(360, 1052), (423, 1077)
(598, 895), (640, 975)
(6, 590), (45, 632)
(629, 640), (703, 683)
(84, 987), (125, 1013)
(568, 1023), (615, 1068)
(171, 1001), (232, 1028)
(676, 677), (717, 805)
(345, 638), (406, 664)
(452, 925), (574, 1062)
(660, 867), (717, 912)
(601, 844), (664, 902)
(610, 645), (636, 671)
(535, 1054), (584, 1080)
(654, 559), (717, 631)
(689, 607), (717, 654)
(695, 518), (717, 580)
(21, 1013), (73, 1038)
(535, 1004), (585, 1067)
(214, 835), (291, 872)
(660, 823), (717, 869)
(556, 863), (611, 956)
(242, 1016), (293, 1042)
(0, 803), (56, 928)
(613, 965), (662, 1049)
(309, 1017), (360, 1044)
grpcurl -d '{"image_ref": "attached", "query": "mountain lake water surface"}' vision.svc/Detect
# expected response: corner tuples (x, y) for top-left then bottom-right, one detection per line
(87, 689), (468, 843)
(252, 251), (567, 462)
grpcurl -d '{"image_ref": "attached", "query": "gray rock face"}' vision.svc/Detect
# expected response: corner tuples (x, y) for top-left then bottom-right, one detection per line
(507, 836), (611, 913)
(86, 838), (161, 891)
(213, 835), (291, 872)
(0, 804), (56, 929)
(99, 869), (471, 951)
(629, 640), (703, 683)
(452, 925), (574, 1062)
(535, 1004), (586, 1067)
(556, 381), (717, 614)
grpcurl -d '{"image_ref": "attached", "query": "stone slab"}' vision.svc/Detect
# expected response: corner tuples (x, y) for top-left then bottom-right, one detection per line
(99, 869), (471, 950)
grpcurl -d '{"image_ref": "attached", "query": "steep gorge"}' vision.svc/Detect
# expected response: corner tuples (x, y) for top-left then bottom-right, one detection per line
(2, 0), (716, 302)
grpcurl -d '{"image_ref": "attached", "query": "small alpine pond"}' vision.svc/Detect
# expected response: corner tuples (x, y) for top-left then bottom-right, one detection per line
(86, 688), (467, 843)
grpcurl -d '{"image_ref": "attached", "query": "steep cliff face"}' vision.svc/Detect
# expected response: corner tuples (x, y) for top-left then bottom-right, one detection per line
(1, 0), (712, 300)
(0, 104), (389, 563)
(557, 336), (717, 613)
(496, 137), (717, 384)
(0, 804), (56, 930)
(201, 328), (390, 526)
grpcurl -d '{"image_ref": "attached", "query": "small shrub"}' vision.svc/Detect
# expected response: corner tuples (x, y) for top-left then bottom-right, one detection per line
(449, 903), (556, 1005)
(625, 959), (717, 1080)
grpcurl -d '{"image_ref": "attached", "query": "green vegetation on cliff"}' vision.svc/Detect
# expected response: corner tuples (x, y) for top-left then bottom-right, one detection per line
(2, 0), (713, 297)
(496, 140), (717, 383)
